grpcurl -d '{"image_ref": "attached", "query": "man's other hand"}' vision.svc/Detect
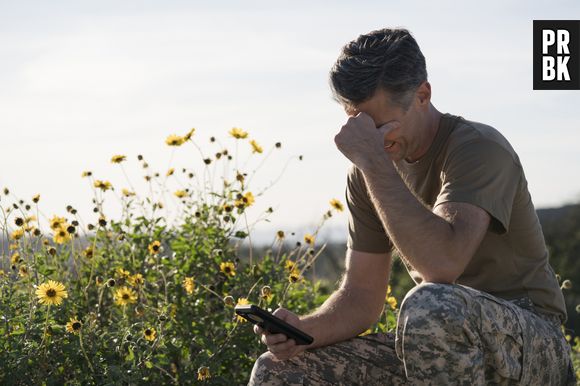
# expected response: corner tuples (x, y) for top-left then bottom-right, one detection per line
(252, 308), (307, 361)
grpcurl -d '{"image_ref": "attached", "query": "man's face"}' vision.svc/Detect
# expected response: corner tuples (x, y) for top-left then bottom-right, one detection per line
(345, 88), (423, 162)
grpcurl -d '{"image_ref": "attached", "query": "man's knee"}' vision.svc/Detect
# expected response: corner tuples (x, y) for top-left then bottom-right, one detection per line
(398, 283), (469, 335)
(248, 351), (304, 386)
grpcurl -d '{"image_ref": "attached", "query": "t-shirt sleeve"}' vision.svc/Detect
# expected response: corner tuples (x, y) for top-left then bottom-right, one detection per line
(346, 165), (394, 253)
(433, 140), (521, 234)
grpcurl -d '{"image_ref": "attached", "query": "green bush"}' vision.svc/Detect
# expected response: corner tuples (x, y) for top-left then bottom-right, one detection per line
(0, 127), (343, 385)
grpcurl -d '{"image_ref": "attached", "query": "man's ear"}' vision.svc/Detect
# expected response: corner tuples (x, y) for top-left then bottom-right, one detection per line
(415, 81), (431, 106)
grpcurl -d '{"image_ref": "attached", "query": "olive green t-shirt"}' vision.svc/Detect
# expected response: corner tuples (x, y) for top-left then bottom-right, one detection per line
(346, 113), (567, 321)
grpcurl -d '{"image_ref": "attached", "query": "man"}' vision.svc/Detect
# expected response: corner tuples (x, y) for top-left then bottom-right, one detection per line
(248, 28), (575, 385)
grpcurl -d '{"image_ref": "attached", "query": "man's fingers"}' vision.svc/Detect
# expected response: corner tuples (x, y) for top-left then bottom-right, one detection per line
(263, 333), (287, 346)
(253, 324), (264, 335)
(377, 120), (400, 137)
(267, 339), (296, 354)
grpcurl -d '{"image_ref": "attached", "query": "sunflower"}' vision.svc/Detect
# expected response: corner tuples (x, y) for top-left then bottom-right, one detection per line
(229, 127), (248, 139)
(260, 285), (273, 302)
(386, 296), (398, 310)
(36, 280), (68, 306)
(329, 198), (344, 212)
(119, 189), (133, 197)
(111, 155), (126, 164)
(234, 192), (255, 209)
(235, 298), (250, 322)
(143, 327), (157, 342)
(94, 180), (112, 191)
(289, 268), (301, 283)
(18, 265), (29, 277)
(114, 286), (137, 306)
(249, 139), (263, 154)
(10, 252), (21, 264)
(116, 268), (130, 279)
(49, 216), (67, 230)
(128, 273), (144, 287)
(148, 240), (161, 255)
(220, 262), (236, 277)
(53, 226), (72, 244)
(304, 234), (315, 246)
(174, 190), (188, 199)
(66, 317), (82, 334)
(183, 277), (195, 294)
(197, 366), (211, 381)
(165, 134), (186, 146)
(284, 260), (296, 272)
(11, 228), (24, 240)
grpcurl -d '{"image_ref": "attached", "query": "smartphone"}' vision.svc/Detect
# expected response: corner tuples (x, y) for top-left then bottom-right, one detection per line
(234, 304), (314, 345)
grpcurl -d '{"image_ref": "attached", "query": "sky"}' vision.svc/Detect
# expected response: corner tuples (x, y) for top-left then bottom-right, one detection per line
(1, 0), (579, 244)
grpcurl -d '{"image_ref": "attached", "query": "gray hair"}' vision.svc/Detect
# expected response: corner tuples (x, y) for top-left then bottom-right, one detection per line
(329, 28), (427, 110)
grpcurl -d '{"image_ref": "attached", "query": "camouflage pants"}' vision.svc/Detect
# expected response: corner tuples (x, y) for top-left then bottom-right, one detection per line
(248, 283), (575, 385)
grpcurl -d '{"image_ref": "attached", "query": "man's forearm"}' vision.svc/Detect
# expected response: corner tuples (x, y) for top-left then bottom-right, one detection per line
(298, 287), (383, 350)
(362, 156), (458, 282)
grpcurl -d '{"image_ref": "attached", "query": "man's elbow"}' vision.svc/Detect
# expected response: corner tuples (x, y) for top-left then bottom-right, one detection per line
(421, 261), (464, 284)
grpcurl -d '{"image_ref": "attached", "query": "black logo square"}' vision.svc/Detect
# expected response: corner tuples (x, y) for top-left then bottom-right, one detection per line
(533, 20), (580, 90)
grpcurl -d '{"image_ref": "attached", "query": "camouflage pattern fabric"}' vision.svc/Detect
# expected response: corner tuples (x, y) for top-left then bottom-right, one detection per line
(248, 283), (576, 385)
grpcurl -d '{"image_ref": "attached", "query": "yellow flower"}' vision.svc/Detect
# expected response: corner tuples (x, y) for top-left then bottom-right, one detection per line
(250, 139), (263, 154)
(234, 192), (255, 208)
(10, 252), (21, 265)
(122, 188), (136, 197)
(114, 286), (137, 306)
(304, 234), (315, 246)
(220, 262), (236, 277)
(184, 128), (195, 141)
(261, 286), (273, 302)
(66, 317), (82, 334)
(148, 240), (161, 255)
(11, 229), (24, 240)
(143, 327), (157, 342)
(229, 127), (248, 139)
(183, 277), (195, 294)
(94, 180), (112, 191)
(111, 155), (126, 164)
(197, 366), (211, 381)
(83, 246), (94, 259)
(18, 265), (29, 277)
(128, 273), (144, 287)
(165, 134), (186, 146)
(166, 168), (175, 177)
(32, 194), (40, 203)
(81, 171), (92, 178)
(387, 285), (392, 296)
(284, 260), (296, 272)
(289, 268), (301, 283)
(53, 226), (72, 244)
(36, 280), (68, 306)
(49, 216), (67, 230)
(386, 296), (398, 310)
(116, 268), (130, 279)
(329, 198), (344, 212)
(236, 298), (250, 323)
(174, 190), (188, 199)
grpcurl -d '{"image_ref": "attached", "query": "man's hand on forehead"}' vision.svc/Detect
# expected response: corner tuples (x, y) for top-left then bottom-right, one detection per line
(334, 111), (399, 170)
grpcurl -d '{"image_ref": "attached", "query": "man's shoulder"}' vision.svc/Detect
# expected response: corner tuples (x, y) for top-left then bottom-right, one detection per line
(445, 114), (521, 166)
